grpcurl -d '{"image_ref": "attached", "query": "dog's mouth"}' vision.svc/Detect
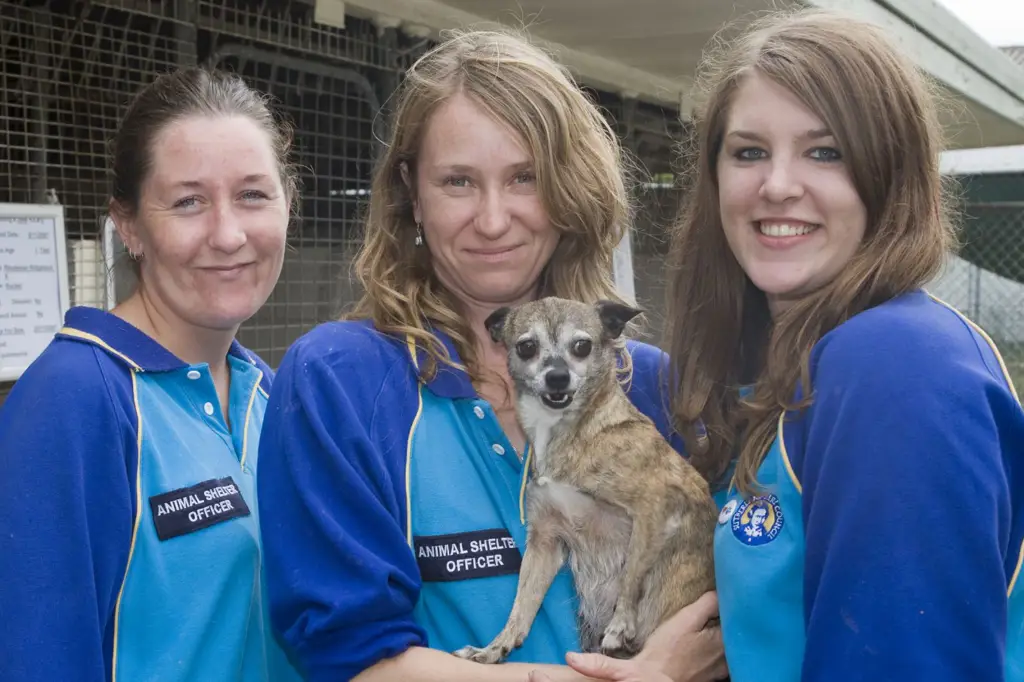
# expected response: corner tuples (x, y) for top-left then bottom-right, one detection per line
(541, 392), (574, 410)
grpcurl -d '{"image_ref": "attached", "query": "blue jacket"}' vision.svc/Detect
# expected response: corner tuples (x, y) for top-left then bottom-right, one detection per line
(257, 319), (686, 682)
(714, 291), (1024, 682)
(0, 306), (302, 682)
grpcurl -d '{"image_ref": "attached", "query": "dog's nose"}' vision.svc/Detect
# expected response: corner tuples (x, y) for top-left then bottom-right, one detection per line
(545, 369), (571, 392)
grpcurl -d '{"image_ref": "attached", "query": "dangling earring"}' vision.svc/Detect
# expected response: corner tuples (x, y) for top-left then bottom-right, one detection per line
(414, 222), (424, 247)
(127, 246), (142, 261)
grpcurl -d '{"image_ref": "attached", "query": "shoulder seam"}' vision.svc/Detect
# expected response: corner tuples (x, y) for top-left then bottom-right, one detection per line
(91, 345), (133, 459)
(928, 295), (1020, 404)
(368, 352), (418, 440)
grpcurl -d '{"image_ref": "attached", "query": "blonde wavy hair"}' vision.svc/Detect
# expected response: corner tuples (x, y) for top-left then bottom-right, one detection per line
(348, 28), (635, 382)
(665, 9), (957, 494)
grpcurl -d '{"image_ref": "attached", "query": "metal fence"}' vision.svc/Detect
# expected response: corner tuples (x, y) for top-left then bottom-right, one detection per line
(0, 0), (1021, 406)
(930, 202), (1024, 389)
(0, 0), (682, 403)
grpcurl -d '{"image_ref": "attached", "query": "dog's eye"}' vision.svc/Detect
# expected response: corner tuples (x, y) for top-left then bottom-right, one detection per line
(571, 339), (592, 358)
(515, 339), (538, 360)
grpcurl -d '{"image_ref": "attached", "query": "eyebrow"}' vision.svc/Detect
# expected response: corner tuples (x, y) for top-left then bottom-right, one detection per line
(168, 174), (272, 189)
(726, 128), (833, 142)
(430, 161), (533, 173)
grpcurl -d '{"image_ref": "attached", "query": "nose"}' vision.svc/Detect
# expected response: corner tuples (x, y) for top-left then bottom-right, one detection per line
(475, 188), (512, 239)
(545, 368), (571, 392)
(209, 204), (248, 253)
(758, 158), (805, 204)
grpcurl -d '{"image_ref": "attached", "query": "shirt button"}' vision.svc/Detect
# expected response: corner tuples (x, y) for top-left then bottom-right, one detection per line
(187, 370), (201, 380)
(203, 402), (215, 416)
(492, 444), (505, 456)
(473, 406), (485, 419)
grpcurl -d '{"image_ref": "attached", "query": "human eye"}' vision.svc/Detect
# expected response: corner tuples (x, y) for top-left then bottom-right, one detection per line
(240, 189), (270, 202)
(173, 196), (200, 210)
(444, 175), (471, 188)
(513, 170), (536, 184)
(808, 147), (843, 162)
(734, 147), (768, 161)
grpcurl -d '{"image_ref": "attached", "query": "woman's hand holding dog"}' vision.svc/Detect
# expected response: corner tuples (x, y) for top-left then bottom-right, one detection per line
(528, 592), (727, 682)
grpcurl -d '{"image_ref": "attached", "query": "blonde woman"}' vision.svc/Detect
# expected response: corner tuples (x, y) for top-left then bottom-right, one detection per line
(256, 29), (727, 682)
(644, 9), (1018, 682)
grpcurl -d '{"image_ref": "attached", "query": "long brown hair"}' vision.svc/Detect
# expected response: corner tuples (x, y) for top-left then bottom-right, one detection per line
(666, 9), (958, 494)
(348, 28), (635, 382)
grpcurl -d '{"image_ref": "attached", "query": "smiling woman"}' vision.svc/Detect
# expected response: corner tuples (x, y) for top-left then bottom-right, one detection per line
(662, 8), (1024, 682)
(0, 67), (303, 682)
(256, 27), (727, 682)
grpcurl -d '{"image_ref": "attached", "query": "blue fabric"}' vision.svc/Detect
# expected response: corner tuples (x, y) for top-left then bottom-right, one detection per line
(257, 319), (687, 682)
(0, 306), (300, 682)
(714, 290), (1024, 682)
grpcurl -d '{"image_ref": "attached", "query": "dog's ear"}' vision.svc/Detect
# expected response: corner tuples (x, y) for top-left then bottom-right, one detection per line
(596, 300), (643, 339)
(484, 306), (512, 343)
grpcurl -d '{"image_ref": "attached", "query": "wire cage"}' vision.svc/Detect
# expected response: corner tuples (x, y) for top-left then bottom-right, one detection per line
(0, 0), (683, 403)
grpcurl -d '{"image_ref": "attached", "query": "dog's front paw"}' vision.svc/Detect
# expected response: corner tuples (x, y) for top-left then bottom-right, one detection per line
(600, 616), (640, 659)
(452, 644), (512, 665)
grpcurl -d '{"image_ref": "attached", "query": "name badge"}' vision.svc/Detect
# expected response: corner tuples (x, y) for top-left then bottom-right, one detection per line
(148, 476), (251, 541)
(414, 528), (522, 582)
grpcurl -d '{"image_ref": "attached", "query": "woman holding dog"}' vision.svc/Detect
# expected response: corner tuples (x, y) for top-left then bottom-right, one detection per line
(256, 28), (727, 682)
(603, 8), (1020, 682)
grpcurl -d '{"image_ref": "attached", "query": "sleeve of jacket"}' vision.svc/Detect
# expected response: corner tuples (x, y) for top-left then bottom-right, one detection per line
(256, 323), (427, 682)
(0, 342), (136, 682)
(791, 313), (1014, 682)
(625, 340), (687, 456)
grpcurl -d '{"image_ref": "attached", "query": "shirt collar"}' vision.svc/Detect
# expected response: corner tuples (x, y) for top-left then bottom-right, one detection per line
(57, 306), (261, 373)
(409, 324), (477, 400)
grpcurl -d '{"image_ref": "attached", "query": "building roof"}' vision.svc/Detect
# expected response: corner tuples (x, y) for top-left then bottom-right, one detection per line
(938, 46), (1024, 175)
(1002, 45), (1024, 68)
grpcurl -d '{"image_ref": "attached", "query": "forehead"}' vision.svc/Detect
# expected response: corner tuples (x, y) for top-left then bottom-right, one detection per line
(418, 93), (531, 169)
(147, 114), (279, 184)
(725, 73), (827, 136)
(510, 301), (599, 339)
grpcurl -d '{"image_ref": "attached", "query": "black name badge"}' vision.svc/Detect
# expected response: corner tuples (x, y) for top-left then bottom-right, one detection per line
(148, 477), (251, 541)
(414, 528), (522, 582)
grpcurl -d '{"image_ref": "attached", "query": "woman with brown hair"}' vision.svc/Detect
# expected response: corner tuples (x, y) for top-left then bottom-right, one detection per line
(655, 8), (1022, 682)
(256, 28), (726, 682)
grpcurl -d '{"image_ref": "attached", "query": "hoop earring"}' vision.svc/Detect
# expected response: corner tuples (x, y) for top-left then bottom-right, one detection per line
(128, 248), (142, 261)
(414, 222), (424, 247)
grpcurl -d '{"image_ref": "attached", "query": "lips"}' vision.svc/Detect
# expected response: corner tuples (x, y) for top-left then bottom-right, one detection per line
(466, 245), (522, 261)
(200, 263), (253, 272)
(541, 392), (573, 410)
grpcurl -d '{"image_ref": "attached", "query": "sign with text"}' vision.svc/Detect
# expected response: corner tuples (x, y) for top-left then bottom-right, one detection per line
(0, 203), (70, 382)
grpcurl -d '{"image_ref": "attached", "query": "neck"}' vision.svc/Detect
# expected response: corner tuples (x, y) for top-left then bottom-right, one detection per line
(113, 286), (237, 373)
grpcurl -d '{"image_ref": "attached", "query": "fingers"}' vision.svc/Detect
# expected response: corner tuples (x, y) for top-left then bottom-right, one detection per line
(683, 591), (720, 630)
(564, 651), (636, 680)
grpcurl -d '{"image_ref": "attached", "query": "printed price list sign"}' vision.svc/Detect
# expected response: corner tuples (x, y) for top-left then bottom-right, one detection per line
(0, 204), (70, 382)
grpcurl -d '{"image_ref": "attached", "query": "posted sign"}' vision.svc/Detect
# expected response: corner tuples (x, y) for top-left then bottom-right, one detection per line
(0, 203), (70, 382)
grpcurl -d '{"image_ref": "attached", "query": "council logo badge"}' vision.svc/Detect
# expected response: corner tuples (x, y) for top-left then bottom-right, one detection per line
(731, 494), (784, 546)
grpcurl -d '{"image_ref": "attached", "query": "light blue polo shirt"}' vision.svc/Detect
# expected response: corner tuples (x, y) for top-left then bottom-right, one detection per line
(0, 306), (303, 682)
(256, 318), (688, 682)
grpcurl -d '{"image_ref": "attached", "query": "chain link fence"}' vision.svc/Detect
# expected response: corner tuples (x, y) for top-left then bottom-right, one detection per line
(0, 0), (681, 404)
(0, 0), (1020, 405)
(930, 201), (1024, 390)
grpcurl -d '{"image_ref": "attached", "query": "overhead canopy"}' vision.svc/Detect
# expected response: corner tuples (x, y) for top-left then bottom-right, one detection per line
(330, 0), (1024, 150)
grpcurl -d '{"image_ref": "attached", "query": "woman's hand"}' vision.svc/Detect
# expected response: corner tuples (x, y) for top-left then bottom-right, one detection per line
(529, 592), (727, 682)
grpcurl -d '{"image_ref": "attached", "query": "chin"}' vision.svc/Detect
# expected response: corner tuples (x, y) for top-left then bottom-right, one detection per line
(185, 301), (262, 331)
(467, 281), (537, 305)
(747, 271), (808, 299)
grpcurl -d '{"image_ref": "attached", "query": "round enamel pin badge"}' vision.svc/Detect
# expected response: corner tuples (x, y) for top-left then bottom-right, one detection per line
(731, 494), (784, 546)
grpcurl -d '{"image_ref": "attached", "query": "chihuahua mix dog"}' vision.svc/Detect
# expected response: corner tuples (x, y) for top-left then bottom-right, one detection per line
(454, 297), (718, 664)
